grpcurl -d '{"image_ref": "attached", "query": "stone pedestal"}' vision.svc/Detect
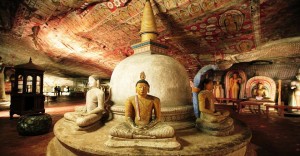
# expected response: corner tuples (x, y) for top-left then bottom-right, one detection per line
(105, 136), (180, 150)
(47, 119), (251, 156)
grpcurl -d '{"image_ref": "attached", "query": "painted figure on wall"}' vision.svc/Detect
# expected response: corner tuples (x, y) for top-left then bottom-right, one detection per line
(236, 40), (254, 52)
(290, 72), (300, 107)
(199, 0), (215, 12)
(219, 10), (244, 34)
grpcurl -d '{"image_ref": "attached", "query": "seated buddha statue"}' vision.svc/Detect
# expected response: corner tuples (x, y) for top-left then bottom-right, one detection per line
(64, 75), (105, 129)
(250, 82), (271, 101)
(106, 72), (180, 149)
(109, 72), (175, 139)
(195, 79), (234, 136)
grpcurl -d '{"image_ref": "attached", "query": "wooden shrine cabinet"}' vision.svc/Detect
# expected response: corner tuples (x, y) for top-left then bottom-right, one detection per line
(10, 58), (45, 119)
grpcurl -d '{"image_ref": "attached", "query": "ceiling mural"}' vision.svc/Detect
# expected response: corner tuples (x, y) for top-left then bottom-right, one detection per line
(260, 0), (300, 43)
(0, 0), (299, 78)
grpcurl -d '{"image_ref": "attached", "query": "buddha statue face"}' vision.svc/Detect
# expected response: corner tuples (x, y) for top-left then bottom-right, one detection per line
(88, 76), (97, 88)
(257, 83), (263, 89)
(136, 83), (149, 97)
(205, 81), (214, 91)
(233, 73), (238, 79)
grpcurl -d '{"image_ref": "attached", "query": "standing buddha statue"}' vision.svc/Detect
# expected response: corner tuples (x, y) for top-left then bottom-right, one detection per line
(290, 72), (300, 107)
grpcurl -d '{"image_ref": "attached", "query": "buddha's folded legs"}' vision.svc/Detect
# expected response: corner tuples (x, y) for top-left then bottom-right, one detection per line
(110, 122), (133, 138)
(76, 114), (102, 127)
(200, 113), (225, 123)
(64, 112), (102, 127)
(146, 122), (175, 138)
(200, 110), (230, 123)
(110, 122), (175, 139)
(64, 112), (80, 122)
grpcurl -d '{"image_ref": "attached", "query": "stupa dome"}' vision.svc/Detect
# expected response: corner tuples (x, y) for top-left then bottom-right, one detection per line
(109, 0), (193, 125)
(110, 53), (191, 107)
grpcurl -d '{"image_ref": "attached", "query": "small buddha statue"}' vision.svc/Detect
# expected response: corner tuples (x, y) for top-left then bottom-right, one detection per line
(213, 81), (224, 98)
(229, 73), (242, 99)
(195, 79), (234, 136)
(106, 72), (180, 149)
(64, 75), (105, 129)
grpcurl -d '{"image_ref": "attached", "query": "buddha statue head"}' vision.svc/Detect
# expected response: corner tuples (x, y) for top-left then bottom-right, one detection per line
(136, 72), (150, 97)
(257, 82), (264, 89)
(88, 75), (100, 88)
(232, 73), (238, 79)
(200, 79), (214, 91)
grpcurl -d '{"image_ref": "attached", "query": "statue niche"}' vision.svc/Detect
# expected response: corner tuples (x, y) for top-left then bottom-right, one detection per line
(105, 72), (181, 150)
(245, 76), (276, 102)
(225, 70), (247, 99)
(213, 81), (224, 98)
(250, 82), (270, 100)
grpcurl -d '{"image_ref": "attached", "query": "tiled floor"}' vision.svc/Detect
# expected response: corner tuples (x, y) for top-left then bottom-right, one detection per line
(0, 97), (300, 156)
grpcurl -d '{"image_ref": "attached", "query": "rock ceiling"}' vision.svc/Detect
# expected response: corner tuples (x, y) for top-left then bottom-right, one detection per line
(0, 0), (300, 78)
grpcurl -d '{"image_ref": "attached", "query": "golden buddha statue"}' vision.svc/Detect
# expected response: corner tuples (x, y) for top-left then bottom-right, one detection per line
(64, 75), (105, 129)
(250, 82), (271, 101)
(229, 73), (242, 99)
(253, 83), (268, 97)
(109, 72), (175, 139)
(196, 79), (234, 136)
(213, 81), (224, 98)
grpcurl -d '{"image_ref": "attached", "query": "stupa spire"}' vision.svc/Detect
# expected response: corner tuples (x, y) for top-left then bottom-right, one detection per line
(140, 0), (158, 42)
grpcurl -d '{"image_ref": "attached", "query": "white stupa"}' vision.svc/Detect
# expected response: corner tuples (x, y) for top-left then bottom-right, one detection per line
(109, 0), (193, 128)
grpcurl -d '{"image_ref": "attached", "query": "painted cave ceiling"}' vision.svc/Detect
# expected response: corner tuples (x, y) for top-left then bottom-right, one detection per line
(0, 0), (300, 78)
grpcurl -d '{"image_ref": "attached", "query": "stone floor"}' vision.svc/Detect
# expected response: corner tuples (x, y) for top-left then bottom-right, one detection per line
(0, 97), (300, 156)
